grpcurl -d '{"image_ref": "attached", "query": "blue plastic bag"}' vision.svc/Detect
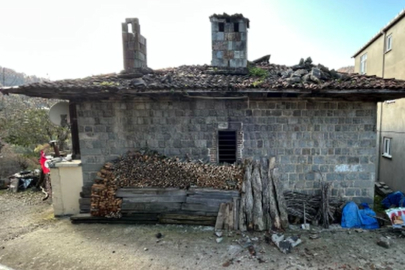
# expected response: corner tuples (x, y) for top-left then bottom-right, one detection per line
(382, 191), (405, 209)
(358, 203), (379, 229)
(341, 201), (379, 229)
(341, 201), (362, 228)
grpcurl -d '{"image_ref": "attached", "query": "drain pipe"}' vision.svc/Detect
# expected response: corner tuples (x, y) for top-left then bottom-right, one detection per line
(382, 30), (386, 78)
(377, 102), (383, 182)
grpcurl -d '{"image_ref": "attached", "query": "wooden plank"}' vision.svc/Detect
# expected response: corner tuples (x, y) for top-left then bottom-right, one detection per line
(80, 192), (91, 198)
(72, 213), (158, 221)
(72, 219), (157, 225)
(181, 203), (220, 213)
(215, 203), (227, 231)
(252, 160), (264, 231)
(159, 214), (216, 222)
(122, 195), (186, 203)
(245, 160), (254, 230)
(185, 197), (233, 206)
(227, 203), (234, 231)
(233, 197), (239, 230)
(268, 157), (281, 230)
(187, 194), (238, 200)
(116, 188), (186, 197)
(120, 213), (159, 220)
(188, 188), (239, 196)
(79, 198), (91, 205)
(261, 157), (271, 230)
(70, 213), (158, 224)
(272, 167), (289, 230)
(163, 210), (218, 217)
(159, 218), (215, 226)
(121, 202), (182, 213)
(224, 203), (230, 231)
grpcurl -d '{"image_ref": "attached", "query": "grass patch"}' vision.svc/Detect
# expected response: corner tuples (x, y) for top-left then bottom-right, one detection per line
(248, 66), (268, 78)
(373, 194), (385, 214)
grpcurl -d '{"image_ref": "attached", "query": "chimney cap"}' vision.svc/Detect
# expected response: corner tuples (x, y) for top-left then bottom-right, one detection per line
(209, 13), (249, 28)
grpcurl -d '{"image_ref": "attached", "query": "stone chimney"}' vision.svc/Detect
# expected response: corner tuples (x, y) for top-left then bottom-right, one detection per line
(122, 18), (147, 71)
(210, 14), (249, 68)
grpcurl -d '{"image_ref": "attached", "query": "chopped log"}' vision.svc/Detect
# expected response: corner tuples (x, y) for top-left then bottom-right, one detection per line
(215, 203), (227, 231)
(239, 169), (247, 232)
(260, 158), (271, 230)
(227, 203), (234, 230)
(244, 160), (254, 230)
(224, 203), (230, 231)
(252, 160), (265, 231)
(233, 197), (240, 230)
(267, 157), (281, 229)
(271, 168), (289, 230)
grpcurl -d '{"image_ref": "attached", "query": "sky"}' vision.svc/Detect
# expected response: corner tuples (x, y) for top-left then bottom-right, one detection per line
(1, 0), (405, 81)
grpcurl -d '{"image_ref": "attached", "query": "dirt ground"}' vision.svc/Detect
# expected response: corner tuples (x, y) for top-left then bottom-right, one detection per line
(1, 190), (404, 270)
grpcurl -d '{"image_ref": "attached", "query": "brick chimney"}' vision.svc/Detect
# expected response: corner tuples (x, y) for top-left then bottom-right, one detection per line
(210, 14), (249, 68)
(122, 18), (147, 71)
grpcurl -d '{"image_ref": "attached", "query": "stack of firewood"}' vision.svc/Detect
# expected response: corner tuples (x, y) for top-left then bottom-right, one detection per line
(112, 150), (243, 189)
(90, 150), (244, 217)
(91, 163), (122, 217)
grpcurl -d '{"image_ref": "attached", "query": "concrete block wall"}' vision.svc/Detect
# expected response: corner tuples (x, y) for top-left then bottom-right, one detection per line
(77, 98), (377, 203)
(122, 18), (147, 70)
(210, 16), (248, 68)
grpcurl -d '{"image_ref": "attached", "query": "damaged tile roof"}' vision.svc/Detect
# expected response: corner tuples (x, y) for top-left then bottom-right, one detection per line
(2, 60), (405, 102)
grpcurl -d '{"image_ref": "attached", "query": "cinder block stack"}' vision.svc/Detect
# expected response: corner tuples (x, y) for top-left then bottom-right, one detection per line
(122, 18), (147, 71)
(210, 14), (249, 68)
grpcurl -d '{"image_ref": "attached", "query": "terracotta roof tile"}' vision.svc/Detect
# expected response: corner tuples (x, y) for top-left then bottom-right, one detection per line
(2, 62), (405, 101)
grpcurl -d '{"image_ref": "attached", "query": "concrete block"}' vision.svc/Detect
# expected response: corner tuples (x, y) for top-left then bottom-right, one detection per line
(216, 32), (225, 41)
(239, 21), (246, 32)
(216, 50), (223, 59)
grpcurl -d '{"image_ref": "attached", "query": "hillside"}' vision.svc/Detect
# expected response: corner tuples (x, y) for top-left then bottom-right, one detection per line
(0, 66), (58, 116)
(0, 66), (45, 87)
(337, 65), (354, 74)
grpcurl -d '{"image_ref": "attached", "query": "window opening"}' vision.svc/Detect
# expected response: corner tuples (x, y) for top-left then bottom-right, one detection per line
(386, 34), (392, 51)
(234, 23), (239, 32)
(218, 23), (224, 32)
(218, 131), (237, 163)
(383, 137), (392, 158)
(127, 23), (133, 33)
(360, 53), (367, 75)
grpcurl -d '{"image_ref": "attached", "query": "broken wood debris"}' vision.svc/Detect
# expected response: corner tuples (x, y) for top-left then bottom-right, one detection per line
(284, 188), (346, 226)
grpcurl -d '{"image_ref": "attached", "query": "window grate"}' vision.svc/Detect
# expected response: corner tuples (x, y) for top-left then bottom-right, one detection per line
(218, 131), (237, 164)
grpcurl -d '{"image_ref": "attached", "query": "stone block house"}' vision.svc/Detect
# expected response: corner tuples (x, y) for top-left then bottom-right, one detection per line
(4, 13), (405, 205)
(353, 8), (405, 193)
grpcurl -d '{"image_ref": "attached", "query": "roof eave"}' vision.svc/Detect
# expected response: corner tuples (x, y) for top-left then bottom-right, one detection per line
(352, 8), (405, 58)
(4, 87), (405, 102)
